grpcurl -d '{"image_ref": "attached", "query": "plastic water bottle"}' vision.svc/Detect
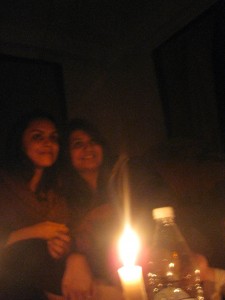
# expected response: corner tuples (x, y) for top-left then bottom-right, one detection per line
(146, 206), (204, 300)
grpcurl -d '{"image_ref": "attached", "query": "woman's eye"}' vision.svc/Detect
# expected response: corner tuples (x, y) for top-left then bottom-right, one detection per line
(71, 139), (98, 149)
(71, 141), (84, 149)
(31, 133), (59, 143)
(32, 133), (43, 141)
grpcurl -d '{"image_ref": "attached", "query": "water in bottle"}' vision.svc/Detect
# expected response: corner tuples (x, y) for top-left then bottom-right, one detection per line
(146, 206), (204, 300)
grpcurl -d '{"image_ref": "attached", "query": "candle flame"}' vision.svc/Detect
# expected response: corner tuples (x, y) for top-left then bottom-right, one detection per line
(118, 224), (140, 266)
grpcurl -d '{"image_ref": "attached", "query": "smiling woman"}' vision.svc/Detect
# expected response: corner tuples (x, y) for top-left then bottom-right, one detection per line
(61, 118), (112, 213)
(59, 118), (118, 284)
(0, 110), (70, 299)
(69, 129), (104, 188)
(22, 118), (59, 170)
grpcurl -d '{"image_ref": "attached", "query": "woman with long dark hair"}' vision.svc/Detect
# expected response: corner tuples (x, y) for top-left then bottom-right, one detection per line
(0, 110), (71, 299)
(61, 118), (113, 221)
(59, 118), (125, 298)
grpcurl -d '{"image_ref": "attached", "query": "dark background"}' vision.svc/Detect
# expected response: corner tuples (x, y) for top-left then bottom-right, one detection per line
(0, 0), (224, 158)
(154, 0), (225, 152)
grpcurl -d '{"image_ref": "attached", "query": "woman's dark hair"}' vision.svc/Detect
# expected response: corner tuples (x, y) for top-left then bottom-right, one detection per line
(3, 109), (61, 193)
(61, 118), (113, 207)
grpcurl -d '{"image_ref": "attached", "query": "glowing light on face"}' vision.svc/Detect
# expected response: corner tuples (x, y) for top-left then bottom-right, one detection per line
(69, 130), (103, 174)
(22, 119), (59, 168)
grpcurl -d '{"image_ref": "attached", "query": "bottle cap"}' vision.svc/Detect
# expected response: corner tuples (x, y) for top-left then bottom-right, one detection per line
(152, 206), (175, 220)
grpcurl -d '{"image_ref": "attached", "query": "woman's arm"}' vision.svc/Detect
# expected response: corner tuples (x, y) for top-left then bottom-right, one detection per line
(5, 221), (71, 260)
(5, 221), (70, 246)
(62, 253), (94, 299)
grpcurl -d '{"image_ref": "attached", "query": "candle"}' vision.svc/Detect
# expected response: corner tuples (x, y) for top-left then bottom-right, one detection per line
(118, 224), (148, 300)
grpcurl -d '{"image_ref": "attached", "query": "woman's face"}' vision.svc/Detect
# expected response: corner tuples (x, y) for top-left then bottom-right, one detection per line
(69, 130), (103, 174)
(22, 118), (59, 169)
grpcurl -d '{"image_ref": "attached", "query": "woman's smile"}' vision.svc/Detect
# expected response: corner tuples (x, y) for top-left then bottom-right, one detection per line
(69, 130), (103, 173)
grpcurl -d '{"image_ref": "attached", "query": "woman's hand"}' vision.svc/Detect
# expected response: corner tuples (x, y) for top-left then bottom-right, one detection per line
(6, 221), (70, 249)
(33, 221), (71, 259)
(47, 235), (71, 259)
(62, 253), (94, 300)
(31, 221), (69, 240)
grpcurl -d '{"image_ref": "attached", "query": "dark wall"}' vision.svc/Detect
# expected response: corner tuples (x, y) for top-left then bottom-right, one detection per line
(213, 0), (225, 151)
(153, 1), (224, 154)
